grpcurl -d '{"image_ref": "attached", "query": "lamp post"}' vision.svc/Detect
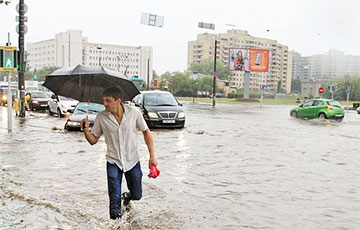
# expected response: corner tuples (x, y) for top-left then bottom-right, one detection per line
(198, 22), (216, 107)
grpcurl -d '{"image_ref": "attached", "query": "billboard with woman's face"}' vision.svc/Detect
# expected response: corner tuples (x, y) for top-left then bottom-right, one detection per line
(229, 48), (269, 72)
(229, 48), (249, 71)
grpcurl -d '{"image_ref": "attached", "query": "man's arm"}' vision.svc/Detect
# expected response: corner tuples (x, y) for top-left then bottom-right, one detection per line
(142, 129), (157, 168)
(81, 117), (100, 145)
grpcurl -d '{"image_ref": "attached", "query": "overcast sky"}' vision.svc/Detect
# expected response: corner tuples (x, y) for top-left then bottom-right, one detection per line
(1, 0), (359, 74)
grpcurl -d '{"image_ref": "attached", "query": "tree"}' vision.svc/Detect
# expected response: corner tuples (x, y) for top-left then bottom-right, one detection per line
(321, 75), (360, 101)
(189, 59), (233, 80)
(291, 78), (301, 94)
(277, 80), (286, 93)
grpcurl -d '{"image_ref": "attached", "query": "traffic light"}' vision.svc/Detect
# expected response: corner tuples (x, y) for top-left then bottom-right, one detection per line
(0, 48), (18, 71)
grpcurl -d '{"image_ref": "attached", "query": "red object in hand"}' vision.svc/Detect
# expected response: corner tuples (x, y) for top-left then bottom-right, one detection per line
(148, 165), (160, 179)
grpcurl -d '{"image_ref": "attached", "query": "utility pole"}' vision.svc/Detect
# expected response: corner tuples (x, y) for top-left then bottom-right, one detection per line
(147, 57), (150, 90)
(198, 22), (217, 107)
(213, 40), (217, 107)
(18, 0), (26, 117)
(6, 33), (12, 133)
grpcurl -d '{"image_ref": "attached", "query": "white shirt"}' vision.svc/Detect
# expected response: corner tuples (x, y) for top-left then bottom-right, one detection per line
(91, 103), (148, 172)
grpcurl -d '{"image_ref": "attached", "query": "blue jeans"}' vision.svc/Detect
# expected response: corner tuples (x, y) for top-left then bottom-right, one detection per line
(106, 161), (143, 219)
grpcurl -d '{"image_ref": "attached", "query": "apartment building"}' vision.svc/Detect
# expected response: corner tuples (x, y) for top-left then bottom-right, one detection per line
(291, 49), (360, 81)
(188, 29), (292, 93)
(291, 51), (309, 81)
(27, 30), (153, 84)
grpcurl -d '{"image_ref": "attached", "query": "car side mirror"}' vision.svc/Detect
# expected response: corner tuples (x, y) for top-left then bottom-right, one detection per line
(179, 103), (183, 106)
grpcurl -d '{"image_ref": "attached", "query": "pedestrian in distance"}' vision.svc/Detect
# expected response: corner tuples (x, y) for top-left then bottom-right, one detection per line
(12, 98), (20, 116)
(25, 93), (30, 110)
(80, 87), (158, 220)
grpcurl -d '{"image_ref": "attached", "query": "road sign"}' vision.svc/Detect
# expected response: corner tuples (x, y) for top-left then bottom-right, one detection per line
(16, 3), (28, 14)
(198, 22), (215, 30)
(318, 87), (324, 94)
(213, 72), (218, 77)
(16, 16), (28, 22)
(16, 24), (28, 34)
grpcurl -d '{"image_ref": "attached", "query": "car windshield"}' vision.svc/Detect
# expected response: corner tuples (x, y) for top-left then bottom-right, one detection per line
(74, 103), (105, 114)
(327, 101), (342, 108)
(31, 92), (49, 98)
(59, 96), (75, 101)
(144, 93), (178, 106)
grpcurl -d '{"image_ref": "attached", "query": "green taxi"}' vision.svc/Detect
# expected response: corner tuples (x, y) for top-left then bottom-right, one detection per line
(290, 99), (344, 121)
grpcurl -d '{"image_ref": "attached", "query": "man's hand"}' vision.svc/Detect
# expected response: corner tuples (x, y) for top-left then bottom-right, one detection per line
(80, 116), (89, 132)
(149, 156), (158, 169)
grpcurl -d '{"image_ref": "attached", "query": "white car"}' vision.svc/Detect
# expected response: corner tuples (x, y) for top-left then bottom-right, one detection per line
(48, 95), (79, 117)
(357, 107), (360, 115)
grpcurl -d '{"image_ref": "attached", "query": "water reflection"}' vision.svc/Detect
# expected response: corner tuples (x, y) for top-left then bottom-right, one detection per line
(0, 104), (359, 229)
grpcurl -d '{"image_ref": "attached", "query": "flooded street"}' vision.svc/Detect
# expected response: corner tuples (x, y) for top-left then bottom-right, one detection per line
(1, 102), (359, 230)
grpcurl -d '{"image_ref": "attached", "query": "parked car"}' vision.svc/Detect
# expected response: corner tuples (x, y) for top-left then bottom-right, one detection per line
(290, 99), (344, 121)
(48, 95), (79, 117)
(357, 107), (360, 115)
(64, 102), (105, 131)
(27, 91), (51, 111)
(133, 91), (185, 128)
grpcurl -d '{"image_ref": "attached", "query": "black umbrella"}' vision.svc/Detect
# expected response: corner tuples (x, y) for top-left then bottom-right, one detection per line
(43, 65), (140, 104)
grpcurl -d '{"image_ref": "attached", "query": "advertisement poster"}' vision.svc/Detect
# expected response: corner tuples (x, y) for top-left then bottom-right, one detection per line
(229, 48), (269, 72)
(229, 48), (249, 71)
(249, 49), (269, 72)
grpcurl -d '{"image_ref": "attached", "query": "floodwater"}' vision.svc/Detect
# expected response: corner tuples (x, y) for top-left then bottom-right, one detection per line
(0, 102), (359, 230)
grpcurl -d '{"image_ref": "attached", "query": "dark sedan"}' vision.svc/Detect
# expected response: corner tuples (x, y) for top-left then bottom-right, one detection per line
(133, 91), (185, 128)
(27, 91), (51, 111)
(64, 102), (105, 131)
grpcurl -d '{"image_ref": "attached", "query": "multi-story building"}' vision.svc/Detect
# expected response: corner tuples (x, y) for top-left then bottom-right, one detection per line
(27, 30), (153, 84)
(291, 49), (360, 81)
(306, 49), (360, 81)
(291, 51), (309, 81)
(188, 29), (292, 93)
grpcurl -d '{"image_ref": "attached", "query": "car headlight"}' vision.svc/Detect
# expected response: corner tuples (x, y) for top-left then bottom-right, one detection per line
(148, 112), (158, 119)
(61, 104), (69, 109)
(67, 121), (80, 126)
(32, 100), (38, 103)
(2, 95), (7, 100)
(178, 112), (185, 118)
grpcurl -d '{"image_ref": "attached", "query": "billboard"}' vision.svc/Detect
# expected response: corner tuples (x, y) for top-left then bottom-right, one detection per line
(229, 48), (269, 72)
(249, 49), (269, 72)
(229, 48), (250, 71)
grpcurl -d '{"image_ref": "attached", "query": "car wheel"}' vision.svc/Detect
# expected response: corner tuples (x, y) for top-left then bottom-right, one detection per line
(48, 107), (53, 116)
(57, 108), (63, 118)
(318, 113), (327, 120)
(290, 111), (298, 118)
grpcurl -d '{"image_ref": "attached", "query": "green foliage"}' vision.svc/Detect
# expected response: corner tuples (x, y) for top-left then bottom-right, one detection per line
(189, 59), (233, 80)
(321, 75), (360, 101)
(161, 71), (216, 96)
(277, 80), (286, 93)
(291, 78), (301, 93)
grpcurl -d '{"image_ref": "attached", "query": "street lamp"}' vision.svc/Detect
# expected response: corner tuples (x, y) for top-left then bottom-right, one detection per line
(198, 22), (217, 107)
(137, 46), (151, 90)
